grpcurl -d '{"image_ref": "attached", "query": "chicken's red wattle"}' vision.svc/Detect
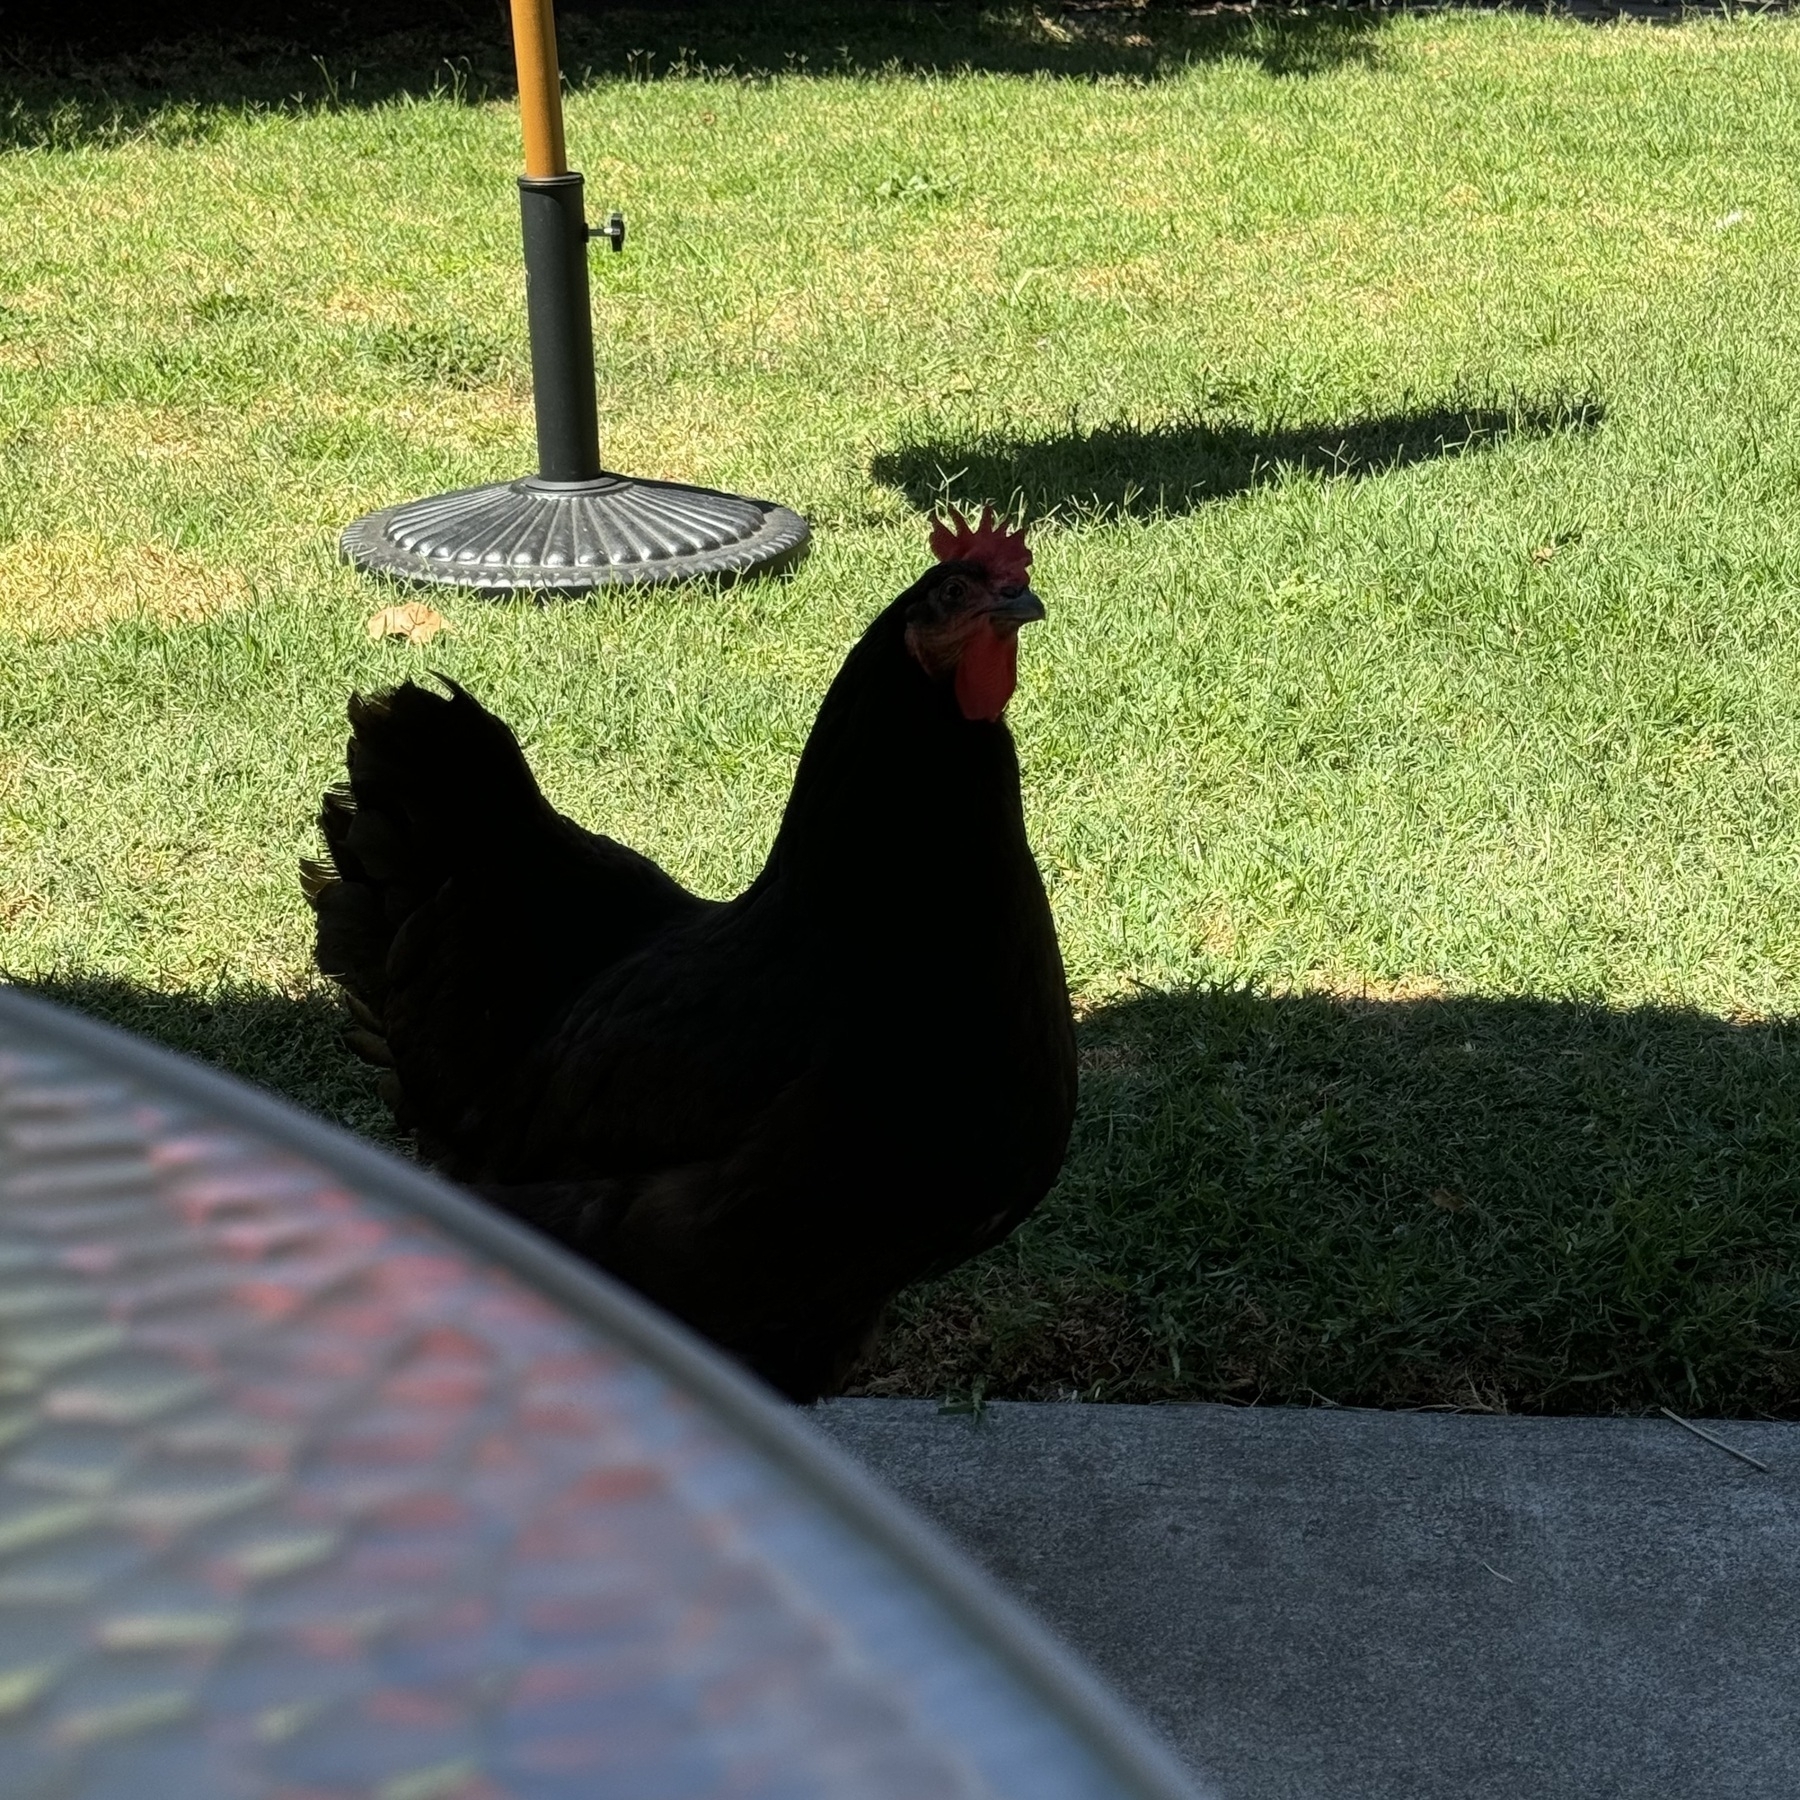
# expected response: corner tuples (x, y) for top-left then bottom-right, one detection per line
(955, 626), (1018, 722)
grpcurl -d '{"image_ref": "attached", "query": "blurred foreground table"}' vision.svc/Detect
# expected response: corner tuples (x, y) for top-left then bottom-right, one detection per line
(0, 988), (1202, 1800)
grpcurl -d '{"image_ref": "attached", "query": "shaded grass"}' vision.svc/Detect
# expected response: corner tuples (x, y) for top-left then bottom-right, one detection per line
(860, 988), (1800, 1415)
(11, 962), (1798, 1417)
(11, 970), (399, 1149)
(0, 3), (1391, 154)
(6, 5), (1800, 1411)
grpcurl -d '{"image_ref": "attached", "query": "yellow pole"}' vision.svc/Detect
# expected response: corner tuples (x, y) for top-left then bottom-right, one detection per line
(510, 0), (568, 178)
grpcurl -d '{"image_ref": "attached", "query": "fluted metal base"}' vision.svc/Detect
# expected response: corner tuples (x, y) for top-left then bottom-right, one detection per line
(341, 473), (810, 594)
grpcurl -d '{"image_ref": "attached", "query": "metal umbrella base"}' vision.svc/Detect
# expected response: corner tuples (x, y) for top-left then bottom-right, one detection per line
(343, 470), (811, 594)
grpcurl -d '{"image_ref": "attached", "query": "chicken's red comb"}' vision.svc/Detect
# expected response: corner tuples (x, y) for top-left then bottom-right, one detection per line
(928, 506), (1032, 590)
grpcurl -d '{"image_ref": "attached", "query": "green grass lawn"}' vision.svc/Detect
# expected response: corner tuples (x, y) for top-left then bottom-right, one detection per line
(4, 3), (1800, 1414)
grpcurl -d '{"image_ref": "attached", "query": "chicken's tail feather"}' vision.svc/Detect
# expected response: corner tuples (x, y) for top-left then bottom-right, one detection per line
(304, 677), (554, 991)
(303, 676), (705, 1159)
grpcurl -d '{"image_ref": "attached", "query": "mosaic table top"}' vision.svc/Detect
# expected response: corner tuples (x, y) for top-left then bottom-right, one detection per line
(0, 989), (1198, 1800)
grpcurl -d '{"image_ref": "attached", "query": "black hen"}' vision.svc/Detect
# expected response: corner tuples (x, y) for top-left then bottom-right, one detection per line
(303, 509), (1077, 1399)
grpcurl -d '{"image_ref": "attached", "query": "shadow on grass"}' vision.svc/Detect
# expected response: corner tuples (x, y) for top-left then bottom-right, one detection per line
(872, 394), (1605, 520)
(17, 966), (1800, 1417)
(0, 1), (1389, 151)
(856, 983), (1800, 1416)
(4, 969), (399, 1147)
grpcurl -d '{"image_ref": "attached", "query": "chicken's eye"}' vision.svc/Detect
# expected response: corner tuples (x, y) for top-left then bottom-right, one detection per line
(939, 576), (969, 607)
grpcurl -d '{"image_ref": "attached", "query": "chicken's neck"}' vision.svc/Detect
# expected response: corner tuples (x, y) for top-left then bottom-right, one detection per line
(765, 603), (1033, 941)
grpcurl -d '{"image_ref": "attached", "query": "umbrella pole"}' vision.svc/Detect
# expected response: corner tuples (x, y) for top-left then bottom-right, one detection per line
(512, 0), (601, 483)
(510, 0), (568, 180)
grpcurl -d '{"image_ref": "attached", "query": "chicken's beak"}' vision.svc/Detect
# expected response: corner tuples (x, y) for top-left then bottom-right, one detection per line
(987, 587), (1046, 627)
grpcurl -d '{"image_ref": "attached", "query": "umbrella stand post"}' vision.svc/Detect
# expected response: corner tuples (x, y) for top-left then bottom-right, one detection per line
(341, 0), (809, 595)
(519, 173), (602, 483)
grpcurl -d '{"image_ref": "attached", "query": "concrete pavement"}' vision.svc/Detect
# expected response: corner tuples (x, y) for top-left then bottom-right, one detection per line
(812, 1399), (1798, 1800)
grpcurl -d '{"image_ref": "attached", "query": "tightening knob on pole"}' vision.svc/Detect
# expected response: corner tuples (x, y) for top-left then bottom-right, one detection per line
(590, 211), (626, 252)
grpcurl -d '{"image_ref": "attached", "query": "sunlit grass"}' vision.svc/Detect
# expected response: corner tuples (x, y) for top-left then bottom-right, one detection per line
(4, 4), (1800, 1411)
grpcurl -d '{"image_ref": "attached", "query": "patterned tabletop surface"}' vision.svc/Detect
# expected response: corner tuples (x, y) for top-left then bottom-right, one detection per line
(0, 991), (1200, 1800)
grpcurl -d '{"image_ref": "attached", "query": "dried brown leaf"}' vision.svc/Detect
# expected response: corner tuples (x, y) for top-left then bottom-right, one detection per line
(366, 602), (452, 646)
